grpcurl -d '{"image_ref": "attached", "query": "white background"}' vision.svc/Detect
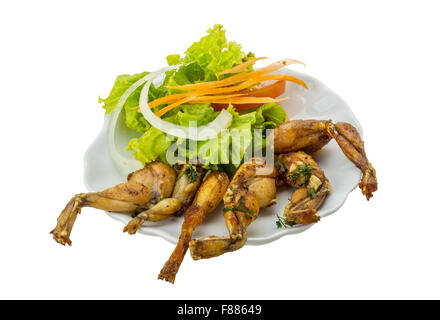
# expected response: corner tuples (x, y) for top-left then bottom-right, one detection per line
(1, 0), (439, 299)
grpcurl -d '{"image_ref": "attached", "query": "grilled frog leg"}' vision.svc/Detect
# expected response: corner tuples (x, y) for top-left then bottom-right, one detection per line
(277, 151), (330, 225)
(272, 120), (377, 200)
(189, 158), (277, 260)
(158, 171), (229, 284)
(50, 161), (176, 245)
(326, 122), (376, 200)
(123, 165), (204, 235)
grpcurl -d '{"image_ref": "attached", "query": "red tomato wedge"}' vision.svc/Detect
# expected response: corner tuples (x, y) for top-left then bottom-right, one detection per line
(212, 80), (286, 111)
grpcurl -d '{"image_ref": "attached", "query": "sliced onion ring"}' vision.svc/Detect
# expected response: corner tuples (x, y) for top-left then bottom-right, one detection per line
(139, 72), (233, 141)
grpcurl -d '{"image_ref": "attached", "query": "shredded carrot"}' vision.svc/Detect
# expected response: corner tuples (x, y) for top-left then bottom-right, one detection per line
(218, 57), (268, 76)
(148, 92), (195, 109)
(154, 96), (195, 117)
(185, 74), (306, 96)
(154, 93), (246, 117)
(130, 58), (308, 116)
(181, 93), (246, 102)
(167, 58), (305, 91)
(129, 74), (304, 113)
(149, 58), (306, 107)
(190, 96), (289, 105)
(147, 73), (306, 110)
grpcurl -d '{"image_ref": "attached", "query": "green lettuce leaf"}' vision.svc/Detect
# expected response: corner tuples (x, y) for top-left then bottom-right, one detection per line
(99, 72), (150, 134)
(126, 103), (217, 164)
(126, 126), (173, 165)
(175, 103), (217, 127)
(166, 54), (181, 66)
(124, 107), (150, 134)
(167, 24), (247, 83)
(99, 72), (149, 114)
(255, 103), (287, 129)
(184, 24), (245, 81)
(126, 102), (287, 173)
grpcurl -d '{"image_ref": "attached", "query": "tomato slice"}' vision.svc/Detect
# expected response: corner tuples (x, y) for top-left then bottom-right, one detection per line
(212, 80), (286, 111)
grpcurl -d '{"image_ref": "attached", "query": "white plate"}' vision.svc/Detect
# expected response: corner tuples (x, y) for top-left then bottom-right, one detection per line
(84, 68), (362, 245)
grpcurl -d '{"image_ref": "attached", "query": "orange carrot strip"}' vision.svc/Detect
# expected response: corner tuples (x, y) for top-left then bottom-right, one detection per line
(148, 92), (193, 109)
(183, 93), (246, 102)
(154, 93), (246, 117)
(149, 61), (306, 108)
(149, 74), (305, 114)
(185, 74), (307, 96)
(218, 57), (268, 76)
(169, 75), (292, 99)
(155, 96), (195, 117)
(148, 72), (306, 109)
(154, 78), (264, 115)
(188, 96), (289, 104)
(167, 58), (305, 91)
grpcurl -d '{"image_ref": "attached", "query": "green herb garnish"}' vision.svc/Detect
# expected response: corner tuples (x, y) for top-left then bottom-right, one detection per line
(275, 214), (296, 228)
(307, 188), (317, 199)
(183, 165), (200, 183)
(223, 195), (255, 217)
(288, 164), (313, 187)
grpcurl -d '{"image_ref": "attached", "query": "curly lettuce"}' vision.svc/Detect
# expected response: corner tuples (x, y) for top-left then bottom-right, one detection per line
(166, 24), (247, 82)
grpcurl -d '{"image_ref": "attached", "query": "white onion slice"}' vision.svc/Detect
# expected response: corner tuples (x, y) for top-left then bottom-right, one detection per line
(139, 73), (233, 141)
(106, 66), (179, 174)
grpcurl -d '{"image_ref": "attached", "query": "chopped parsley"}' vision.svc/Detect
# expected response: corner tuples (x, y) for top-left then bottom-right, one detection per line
(182, 165), (201, 183)
(288, 164), (313, 187)
(307, 188), (317, 199)
(223, 195), (255, 218)
(275, 214), (296, 228)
